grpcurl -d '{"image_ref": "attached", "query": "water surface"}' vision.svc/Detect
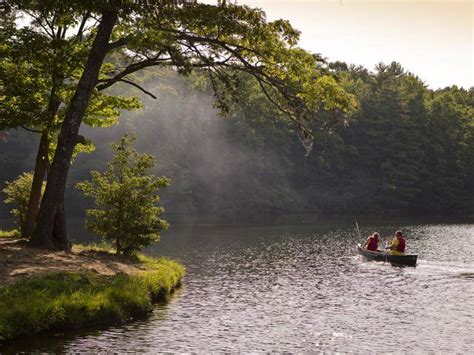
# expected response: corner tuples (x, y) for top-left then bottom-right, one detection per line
(3, 223), (474, 352)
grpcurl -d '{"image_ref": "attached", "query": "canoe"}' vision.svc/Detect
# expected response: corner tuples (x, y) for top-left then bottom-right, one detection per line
(357, 244), (417, 267)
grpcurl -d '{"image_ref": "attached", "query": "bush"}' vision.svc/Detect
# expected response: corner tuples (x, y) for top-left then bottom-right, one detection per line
(2, 172), (38, 236)
(76, 134), (170, 255)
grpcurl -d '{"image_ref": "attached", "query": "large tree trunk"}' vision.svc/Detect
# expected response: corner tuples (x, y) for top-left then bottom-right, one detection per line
(30, 10), (118, 250)
(24, 79), (61, 238)
(23, 130), (49, 238)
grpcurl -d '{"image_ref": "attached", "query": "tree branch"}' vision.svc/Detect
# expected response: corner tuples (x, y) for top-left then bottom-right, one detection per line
(22, 10), (55, 38)
(162, 27), (265, 58)
(96, 55), (169, 91)
(76, 10), (91, 41)
(20, 125), (42, 134)
(107, 37), (128, 52)
(118, 79), (157, 99)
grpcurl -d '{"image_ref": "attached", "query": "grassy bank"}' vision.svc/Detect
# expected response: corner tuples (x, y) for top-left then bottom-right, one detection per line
(0, 254), (184, 344)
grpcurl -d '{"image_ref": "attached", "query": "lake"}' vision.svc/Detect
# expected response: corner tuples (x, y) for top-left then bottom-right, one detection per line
(2, 223), (474, 352)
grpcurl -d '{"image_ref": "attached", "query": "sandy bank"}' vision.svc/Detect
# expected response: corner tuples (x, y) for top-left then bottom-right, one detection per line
(0, 238), (150, 284)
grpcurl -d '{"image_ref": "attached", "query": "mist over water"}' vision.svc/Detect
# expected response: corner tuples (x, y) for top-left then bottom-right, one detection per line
(67, 72), (299, 224)
(0, 70), (297, 224)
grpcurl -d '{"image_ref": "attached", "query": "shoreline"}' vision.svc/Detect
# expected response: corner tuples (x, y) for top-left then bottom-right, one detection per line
(0, 239), (185, 345)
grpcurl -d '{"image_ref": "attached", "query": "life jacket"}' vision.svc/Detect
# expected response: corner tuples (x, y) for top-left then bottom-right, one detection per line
(367, 237), (378, 251)
(396, 236), (406, 252)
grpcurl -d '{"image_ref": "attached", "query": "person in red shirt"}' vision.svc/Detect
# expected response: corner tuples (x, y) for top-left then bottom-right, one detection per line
(363, 232), (380, 251)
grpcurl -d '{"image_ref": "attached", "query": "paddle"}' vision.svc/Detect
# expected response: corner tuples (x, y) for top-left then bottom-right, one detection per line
(355, 220), (363, 247)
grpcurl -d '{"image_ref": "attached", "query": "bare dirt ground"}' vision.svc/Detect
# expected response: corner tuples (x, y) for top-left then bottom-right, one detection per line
(0, 238), (149, 285)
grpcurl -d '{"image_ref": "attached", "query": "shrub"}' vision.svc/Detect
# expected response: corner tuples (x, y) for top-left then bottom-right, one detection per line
(76, 134), (170, 255)
(2, 172), (44, 236)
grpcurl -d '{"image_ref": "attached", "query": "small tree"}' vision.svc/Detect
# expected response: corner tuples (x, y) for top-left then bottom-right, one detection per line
(3, 172), (45, 236)
(76, 134), (170, 255)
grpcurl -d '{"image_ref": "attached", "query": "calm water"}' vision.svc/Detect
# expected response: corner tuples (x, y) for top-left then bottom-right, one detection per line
(3, 223), (474, 353)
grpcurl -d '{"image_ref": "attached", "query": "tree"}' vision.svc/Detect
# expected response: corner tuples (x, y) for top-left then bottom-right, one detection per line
(77, 134), (169, 255)
(420, 86), (474, 214)
(5, 0), (355, 250)
(0, 6), (141, 239)
(327, 62), (430, 214)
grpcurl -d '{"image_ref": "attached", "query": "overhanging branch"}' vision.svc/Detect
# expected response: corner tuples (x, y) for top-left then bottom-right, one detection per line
(96, 55), (169, 91)
(118, 79), (157, 99)
(20, 124), (42, 134)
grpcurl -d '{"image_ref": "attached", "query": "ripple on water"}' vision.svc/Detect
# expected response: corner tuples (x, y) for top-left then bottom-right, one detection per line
(3, 223), (473, 353)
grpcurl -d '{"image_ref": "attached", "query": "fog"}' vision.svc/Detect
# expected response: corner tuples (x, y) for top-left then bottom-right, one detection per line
(66, 71), (301, 224)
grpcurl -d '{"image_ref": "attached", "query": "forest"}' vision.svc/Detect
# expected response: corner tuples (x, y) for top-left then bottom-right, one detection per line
(2, 61), (473, 225)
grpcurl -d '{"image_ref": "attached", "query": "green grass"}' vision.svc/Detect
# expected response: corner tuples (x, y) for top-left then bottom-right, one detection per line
(0, 257), (185, 344)
(0, 229), (20, 238)
(73, 242), (116, 254)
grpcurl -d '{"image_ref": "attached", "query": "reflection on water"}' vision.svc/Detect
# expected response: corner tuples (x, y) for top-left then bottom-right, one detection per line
(2, 223), (473, 353)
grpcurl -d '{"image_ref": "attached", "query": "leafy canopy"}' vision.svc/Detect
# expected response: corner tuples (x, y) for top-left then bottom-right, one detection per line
(0, 2), (142, 149)
(3, 0), (356, 148)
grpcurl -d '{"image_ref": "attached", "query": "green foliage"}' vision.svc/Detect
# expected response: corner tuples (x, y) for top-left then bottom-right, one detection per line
(1, 61), (472, 222)
(100, 65), (474, 220)
(0, 229), (20, 238)
(0, 258), (185, 344)
(317, 62), (474, 215)
(2, 172), (45, 235)
(2, 0), (356, 146)
(76, 135), (170, 255)
(0, 7), (142, 149)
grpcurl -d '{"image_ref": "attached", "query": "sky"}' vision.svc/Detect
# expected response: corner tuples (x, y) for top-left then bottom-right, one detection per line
(206, 0), (474, 89)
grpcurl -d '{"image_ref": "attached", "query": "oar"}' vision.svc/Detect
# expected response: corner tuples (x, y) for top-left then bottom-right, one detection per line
(355, 220), (363, 247)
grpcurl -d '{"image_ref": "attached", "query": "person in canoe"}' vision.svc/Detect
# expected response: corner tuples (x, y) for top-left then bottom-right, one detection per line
(387, 230), (406, 255)
(362, 232), (380, 251)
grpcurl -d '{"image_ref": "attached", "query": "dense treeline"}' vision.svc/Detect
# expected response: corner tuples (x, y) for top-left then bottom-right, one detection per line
(308, 62), (474, 217)
(1, 62), (473, 224)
